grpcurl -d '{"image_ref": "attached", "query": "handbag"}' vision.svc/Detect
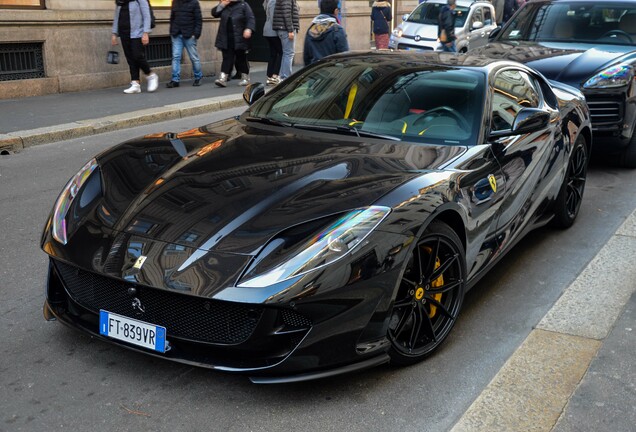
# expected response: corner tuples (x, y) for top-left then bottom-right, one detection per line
(439, 29), (448, 43)
(107, 50), (119, 64)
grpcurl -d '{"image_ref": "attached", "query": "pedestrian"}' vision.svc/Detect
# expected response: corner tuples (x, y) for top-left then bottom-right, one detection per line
(303, 0), (348, 66)
(371, 0), (392, 50)
(212, 0), (256, 87)
(272, 0), (300, 81)
(437, 0), (457, 53)
(166, 0), (203, 88)
(111, 0), (159, 94)
(263, 0), (283, 85)
(493, 0), (504, 25)
(502, 0), (518, 24)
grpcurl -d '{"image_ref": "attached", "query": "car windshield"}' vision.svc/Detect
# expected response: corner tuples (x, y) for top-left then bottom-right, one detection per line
(500, 1), (636, 46)
(406, 2), (469, 28)
(247, 59), (486, 146)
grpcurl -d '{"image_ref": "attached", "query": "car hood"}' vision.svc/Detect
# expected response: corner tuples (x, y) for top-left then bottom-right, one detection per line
(92, 119), (466, 256)
(476, 41), (636, 87)
(398, 22), (440, 40)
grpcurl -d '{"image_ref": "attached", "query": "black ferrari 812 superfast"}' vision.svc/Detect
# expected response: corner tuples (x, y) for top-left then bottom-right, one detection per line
(42, 52), (591, 383)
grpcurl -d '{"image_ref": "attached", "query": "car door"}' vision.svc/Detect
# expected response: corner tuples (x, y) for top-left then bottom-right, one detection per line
(488, 68), (562, 251)
(467, 7), (487, 51)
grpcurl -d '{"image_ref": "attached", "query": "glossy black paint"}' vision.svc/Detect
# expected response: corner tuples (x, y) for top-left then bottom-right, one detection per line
(474, 0), (636, 157)
(41, 52), (592, 382)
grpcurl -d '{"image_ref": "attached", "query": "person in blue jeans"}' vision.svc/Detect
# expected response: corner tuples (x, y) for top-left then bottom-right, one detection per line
(272, 0), (299, 80)
(438, 0), (458, 52)
(167, 0), (203, 88)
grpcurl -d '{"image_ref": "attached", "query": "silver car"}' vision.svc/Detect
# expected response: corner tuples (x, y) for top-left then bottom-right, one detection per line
(389, 0), (497, 52)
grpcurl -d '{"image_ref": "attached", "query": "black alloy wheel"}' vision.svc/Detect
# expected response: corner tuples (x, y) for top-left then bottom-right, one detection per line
(553, 136), (588, 228)
(388, 221), (466, 365)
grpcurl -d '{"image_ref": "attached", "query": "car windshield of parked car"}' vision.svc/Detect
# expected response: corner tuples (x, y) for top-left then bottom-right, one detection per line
(248, 59), (486, 146)
(500, 1), (636, 46)
(406, 2), (469, 28)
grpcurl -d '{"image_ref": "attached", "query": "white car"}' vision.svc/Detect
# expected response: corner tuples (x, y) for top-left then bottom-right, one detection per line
(389, 0), (497, 52)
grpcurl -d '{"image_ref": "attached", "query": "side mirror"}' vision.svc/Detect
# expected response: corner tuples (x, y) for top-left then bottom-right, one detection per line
(489, 108), (550, 139)
(489, 26), (501, 40)
(243, 83), (265, 105)
(402, 14), (409, 21)
(472, 21), (484, 30)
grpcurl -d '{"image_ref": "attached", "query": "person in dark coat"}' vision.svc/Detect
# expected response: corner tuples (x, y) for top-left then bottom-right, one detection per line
(371, 1), (392, 50)
(502, 0), (518, 24)
(212, 0), (256, 87)
(272, 0), (300, 80)
(437, 0), (457, 52)
(167, 0), (203, 88)
(303, 0), (348, 66)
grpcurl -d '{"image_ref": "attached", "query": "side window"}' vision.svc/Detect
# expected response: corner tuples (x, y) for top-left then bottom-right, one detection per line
(483, 7), (493, 26)
(491, 70), (541, 131)
(471, 7), (484, 28)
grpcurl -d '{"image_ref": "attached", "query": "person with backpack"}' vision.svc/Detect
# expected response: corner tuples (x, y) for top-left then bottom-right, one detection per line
(111, 0), (159, 94)
(212, 0), (256, 87)
(303, 0), (348, 66)
(166, 0), (203, 88)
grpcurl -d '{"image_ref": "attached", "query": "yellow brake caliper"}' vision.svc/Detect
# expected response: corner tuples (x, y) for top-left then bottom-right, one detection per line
(420, 246), (444, 318)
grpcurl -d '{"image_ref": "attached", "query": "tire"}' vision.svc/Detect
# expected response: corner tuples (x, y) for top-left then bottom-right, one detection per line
(552, 135), (588, 229)
(387, 221), (466, 366)
(619, 129), (636, 168)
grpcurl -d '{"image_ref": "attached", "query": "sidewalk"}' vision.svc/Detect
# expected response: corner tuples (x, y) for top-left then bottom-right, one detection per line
(0, 66), (634, 431)
(0, 64), (269, 153)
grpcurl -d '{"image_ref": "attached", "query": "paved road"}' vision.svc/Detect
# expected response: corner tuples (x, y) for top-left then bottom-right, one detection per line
(1, 109), (635, 431)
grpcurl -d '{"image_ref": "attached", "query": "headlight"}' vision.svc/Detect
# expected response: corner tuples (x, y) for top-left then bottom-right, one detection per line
(238, 206), (391, 288)
(393, 28), (403, 38)
(583, 65), (634, 89)
(52, 158), (99, 244)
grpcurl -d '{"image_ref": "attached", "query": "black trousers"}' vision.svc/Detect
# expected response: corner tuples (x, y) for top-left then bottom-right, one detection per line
(265, 36), (283, 77)
(221, 48), (249, 76)
(120, 36), (151, 81)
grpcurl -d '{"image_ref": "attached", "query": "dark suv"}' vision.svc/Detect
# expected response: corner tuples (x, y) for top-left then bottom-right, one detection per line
(473, 0), (636, 167)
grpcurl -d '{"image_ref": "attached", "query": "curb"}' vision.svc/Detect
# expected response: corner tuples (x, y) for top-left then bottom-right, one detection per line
(0, 93), (246, 153)
(450, 208), (636, 432)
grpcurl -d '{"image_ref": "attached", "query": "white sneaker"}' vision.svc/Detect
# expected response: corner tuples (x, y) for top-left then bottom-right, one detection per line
(147, 73), (158, 92)
(124, 82), (141, 94)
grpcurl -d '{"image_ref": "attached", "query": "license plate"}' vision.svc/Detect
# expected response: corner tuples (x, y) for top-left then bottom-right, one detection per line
(99, 310), (167, 353)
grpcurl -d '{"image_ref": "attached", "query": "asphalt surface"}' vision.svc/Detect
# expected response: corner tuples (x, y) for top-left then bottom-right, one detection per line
(0, 63), (634, 431)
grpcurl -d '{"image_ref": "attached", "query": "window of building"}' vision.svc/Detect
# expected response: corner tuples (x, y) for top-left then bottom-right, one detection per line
(0, 0), (44, 8)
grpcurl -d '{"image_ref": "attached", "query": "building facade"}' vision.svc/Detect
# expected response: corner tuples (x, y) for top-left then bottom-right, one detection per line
(0, 0), (416, 100)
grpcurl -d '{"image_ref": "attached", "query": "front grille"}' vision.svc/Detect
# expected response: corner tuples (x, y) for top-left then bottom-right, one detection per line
(587, 99), (622, 127)
(397, 43), (434, 51)
(54, 260), (263, 345)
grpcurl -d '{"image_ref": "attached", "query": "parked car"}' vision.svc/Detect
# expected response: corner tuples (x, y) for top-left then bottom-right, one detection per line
(41, 51), (591, 383)
(472, 0), (636, 167)
(389, 0), (497, 52)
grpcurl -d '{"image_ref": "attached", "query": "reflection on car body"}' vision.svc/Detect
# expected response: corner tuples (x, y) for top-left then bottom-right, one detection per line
(42, 52), (591, 383)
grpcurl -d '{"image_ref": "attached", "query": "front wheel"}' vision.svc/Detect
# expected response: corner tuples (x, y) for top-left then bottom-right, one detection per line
(388, 221), (466, 366)
(552, 135), (588, 228)
(620, 128), (636, 168)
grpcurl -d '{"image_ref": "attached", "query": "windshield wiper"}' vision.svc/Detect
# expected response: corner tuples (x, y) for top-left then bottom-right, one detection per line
(293, 123), (400, 141)
(245, 116), (293, 127)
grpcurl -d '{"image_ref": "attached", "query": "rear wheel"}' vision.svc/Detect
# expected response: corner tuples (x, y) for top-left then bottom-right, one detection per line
(552, 135), (588, 228)
(388, 221), (466, 365)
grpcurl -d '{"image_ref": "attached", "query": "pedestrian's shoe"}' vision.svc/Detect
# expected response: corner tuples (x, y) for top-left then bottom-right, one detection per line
(192, 79), (201, 86)
(214, 72), (228, 88)
(238, 73), (250, 86)
(147, 73), (159, 92)
(266, 75), (281, 86)
(123, 81), (141, 94)
(166, 80), (180, 88)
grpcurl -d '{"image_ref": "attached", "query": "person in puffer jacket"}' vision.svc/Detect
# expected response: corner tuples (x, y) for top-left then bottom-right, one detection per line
(303, 0), (348, 66)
